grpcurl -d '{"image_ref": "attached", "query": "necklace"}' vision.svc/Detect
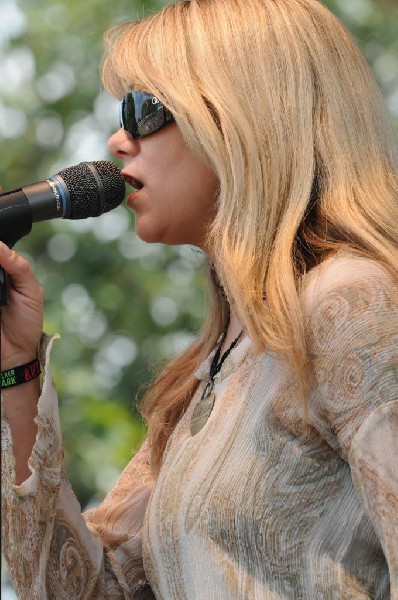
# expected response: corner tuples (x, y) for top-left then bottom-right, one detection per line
(190, 328), (244, 436)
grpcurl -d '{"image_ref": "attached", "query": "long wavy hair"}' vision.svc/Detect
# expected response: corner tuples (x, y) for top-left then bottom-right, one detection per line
(102, 0), (398, 473)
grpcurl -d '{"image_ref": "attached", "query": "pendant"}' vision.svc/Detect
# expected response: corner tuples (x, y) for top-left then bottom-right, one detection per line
(190, 380), (216, 436)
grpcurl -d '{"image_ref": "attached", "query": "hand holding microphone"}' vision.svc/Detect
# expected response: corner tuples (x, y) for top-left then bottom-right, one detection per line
(0, 241), (44, 372)
(0, 160), (125, 368)
(0, 160), (125, 486)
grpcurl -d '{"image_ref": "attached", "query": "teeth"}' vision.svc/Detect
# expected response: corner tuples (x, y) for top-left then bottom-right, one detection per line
(124, 175), (144, 191)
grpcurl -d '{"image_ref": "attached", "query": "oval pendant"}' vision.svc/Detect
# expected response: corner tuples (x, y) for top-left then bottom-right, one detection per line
(190, 389), (216, 436)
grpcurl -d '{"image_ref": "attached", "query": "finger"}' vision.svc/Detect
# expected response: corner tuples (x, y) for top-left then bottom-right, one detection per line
(0, 242), (40, 294)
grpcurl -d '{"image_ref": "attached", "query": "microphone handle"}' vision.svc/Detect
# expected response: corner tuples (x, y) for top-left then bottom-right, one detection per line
(0, 176), (71, 306)
(0, 190), (32, 306)
(0, 189), (33, 248)
(0, 266), (8, 307)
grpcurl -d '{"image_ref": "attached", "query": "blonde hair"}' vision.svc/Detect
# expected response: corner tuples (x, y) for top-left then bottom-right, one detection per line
(102, 0), (398, 473)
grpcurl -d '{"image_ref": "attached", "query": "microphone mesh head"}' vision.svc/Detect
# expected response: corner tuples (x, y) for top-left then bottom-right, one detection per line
(56, 160), (125, 219)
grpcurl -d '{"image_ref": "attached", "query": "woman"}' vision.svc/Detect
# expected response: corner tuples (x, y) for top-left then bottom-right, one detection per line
(1, 0), (397, 598)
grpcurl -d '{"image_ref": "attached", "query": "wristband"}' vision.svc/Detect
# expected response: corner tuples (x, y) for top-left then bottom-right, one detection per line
(1, 358), (41, 389)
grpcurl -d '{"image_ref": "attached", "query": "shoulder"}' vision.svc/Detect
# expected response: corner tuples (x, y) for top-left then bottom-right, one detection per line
(301, 252), (397, 342)
(301, 250), (398, 366)
(302, 250), (397, 314)
(302, 252), (398, 456)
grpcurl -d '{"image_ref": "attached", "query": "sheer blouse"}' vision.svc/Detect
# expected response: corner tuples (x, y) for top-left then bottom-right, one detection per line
(2, 252), (397, 599)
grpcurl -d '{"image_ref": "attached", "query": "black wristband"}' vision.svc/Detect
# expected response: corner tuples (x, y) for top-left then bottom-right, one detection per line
(1, 358), (41, 389)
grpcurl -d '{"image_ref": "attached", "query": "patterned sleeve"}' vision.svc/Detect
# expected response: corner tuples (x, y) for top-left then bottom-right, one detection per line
(305, 255), (398, 596)
(1, 333), (156, 600)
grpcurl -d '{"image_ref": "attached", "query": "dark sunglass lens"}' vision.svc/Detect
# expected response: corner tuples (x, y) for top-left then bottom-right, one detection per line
(122, 94), (138, 137)
(120, 92), (173, 139)
(137, 110), (165, 137)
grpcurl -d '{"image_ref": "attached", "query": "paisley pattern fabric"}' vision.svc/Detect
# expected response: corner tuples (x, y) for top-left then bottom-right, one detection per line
(2, 252), (398, 599)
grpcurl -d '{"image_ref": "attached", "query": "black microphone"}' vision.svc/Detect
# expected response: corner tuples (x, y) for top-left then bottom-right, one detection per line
(0, 160), (126, 248)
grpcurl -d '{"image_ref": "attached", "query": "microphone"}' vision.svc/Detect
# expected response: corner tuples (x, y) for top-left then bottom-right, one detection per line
(0, 160), (126, 248)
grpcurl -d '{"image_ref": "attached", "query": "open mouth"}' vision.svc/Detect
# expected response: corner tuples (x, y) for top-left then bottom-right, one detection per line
(123, 174), (144, 192)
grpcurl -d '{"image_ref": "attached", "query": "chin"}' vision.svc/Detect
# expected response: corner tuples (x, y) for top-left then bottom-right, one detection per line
(134, 217), (202, 247)
(135, 228), (162, 244)
(132, 215), (158, 243)
(135, 223), (169, 245)
(134, 223), (173, 246)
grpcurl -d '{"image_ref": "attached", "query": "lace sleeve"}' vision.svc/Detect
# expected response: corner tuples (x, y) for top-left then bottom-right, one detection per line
(305, 255), (398, 596)
(1, 334), (156, 600)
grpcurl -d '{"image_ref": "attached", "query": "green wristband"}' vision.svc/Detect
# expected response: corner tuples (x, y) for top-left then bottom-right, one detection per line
(1, 358), (41, 389)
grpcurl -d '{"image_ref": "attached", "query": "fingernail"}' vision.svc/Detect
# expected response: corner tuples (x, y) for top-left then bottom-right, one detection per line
(0, 242), (12, 255)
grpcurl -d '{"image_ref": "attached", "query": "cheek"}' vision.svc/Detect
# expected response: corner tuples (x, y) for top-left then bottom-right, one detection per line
(191, 170), (219, 218)
(175, 153), (218, 203)
(141, 134), (219, 244)
(173, 171), (218, 223)
(156, 164), (216, 215)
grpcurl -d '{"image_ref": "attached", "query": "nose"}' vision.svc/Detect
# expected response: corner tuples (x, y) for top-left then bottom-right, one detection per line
(107, 128), (140, 160)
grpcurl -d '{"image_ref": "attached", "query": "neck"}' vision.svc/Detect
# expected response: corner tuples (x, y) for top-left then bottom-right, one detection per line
(222, 308), (244, 353)
(208, 260), (244, 350)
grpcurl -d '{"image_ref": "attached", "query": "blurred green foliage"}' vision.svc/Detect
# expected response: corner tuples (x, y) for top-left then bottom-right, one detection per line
(0, 0), (397, 509)
(1, 0), (211, 511)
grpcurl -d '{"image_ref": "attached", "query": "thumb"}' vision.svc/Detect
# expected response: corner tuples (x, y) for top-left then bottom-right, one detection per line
(0, 242), (41, 297)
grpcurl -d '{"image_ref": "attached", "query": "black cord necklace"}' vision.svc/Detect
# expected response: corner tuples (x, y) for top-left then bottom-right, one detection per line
(190, 328), (244, 436)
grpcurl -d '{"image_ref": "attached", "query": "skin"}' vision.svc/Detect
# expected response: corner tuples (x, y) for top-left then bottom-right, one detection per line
(0, 242), (43, 484)
(108, 123), (219, 250)
(0, 121), (241, 484)
(108, 123), (243, 346)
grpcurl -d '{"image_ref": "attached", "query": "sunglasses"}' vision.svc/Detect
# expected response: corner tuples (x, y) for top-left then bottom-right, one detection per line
(119, 91), (175, 140)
